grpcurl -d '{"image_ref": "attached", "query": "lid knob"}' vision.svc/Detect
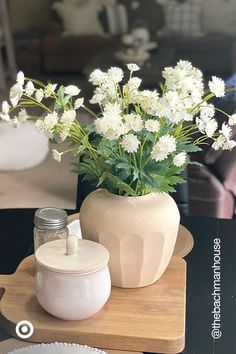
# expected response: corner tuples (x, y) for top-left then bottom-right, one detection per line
(67, 235), (79, 256)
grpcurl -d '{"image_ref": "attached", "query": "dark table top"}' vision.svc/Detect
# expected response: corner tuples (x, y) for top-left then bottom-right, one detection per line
(0, 209), (235, 354)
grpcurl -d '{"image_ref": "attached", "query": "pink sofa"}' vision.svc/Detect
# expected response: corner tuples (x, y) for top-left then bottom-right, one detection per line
(188, 77), (236, 219)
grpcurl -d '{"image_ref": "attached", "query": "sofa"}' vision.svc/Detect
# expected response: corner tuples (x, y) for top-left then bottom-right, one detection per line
(41, 0), (236, 75)
(188, 75), (236, 219)
(42, 0), (117, 72)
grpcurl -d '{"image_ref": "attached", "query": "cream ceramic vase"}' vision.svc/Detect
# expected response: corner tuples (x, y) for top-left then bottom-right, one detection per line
(80, 189), (180, 288)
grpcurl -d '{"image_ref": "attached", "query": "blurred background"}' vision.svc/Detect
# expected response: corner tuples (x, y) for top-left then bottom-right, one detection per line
(0, 0), (236, 218)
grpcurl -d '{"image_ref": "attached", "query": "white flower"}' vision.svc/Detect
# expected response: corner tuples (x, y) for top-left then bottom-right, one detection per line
(173, 152), (187, 167)
(162, 60), (204, 100)
(60, 127), (70, 141)
(124, 113), (143, 132)
(229, 114), (236, 126)
(89, 69), (108, 85)
(176, 60), (193, 72)
(2, 101), (9, 114)
(90, 80), (117, 105)
(200, 104), (215, 121)
(74, 97), (84, 109)
(94, 104), (124, 140)
(159, 134), (176, 153)
(123, 78), (142, 102)
(35, 89), (44, 102)
(16, 71), (24, 85)
(94, 117), (107, 136)
(183, 112), (194, 122)
(205, 119), (218, 138)
(151, 134), (176, 162)
(140, 90), (159, 115)
(10, 83), (23, 106)
(145, 119), (160, 133)
(11, 117), (19, 128)
(0, 101), (10, 120)
(25, 81), (35, 96)
(223, 139), (236, 150)
(44, 112), (58, 131)
(125, 77), (142, 91)
(18, 108), (28, 123)
(212, 134), (235, 150)
(35, 119), (44, 131)
(196, 117), (205, 133)
(64, 85), (80, 96)
(220, 122), (232, 140)
(52, 149), (63, 162)
(107, 67), (124, 83)
(94, 117), (124, 140)
(44, 83), (57, 98)
(151, 144), (169, 162)
(90, 91), (105, 105)
(104, 102), (122, 116)
(60, 109), (76, 125)
(127, 63), (140, 72)
(0, 113), (10, 121)
(121, 134), (140, 153)
(212, 135), (226, 150)
(209, 76), (225, 97)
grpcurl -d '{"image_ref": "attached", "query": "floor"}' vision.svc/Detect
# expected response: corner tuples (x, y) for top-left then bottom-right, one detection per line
(0, 71), (93, 209)
(0, 147), (78, 209)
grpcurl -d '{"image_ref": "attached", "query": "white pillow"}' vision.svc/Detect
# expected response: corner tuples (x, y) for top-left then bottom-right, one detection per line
(203, 0), (236, 35)
(0, 121), (49, 171)
(160, 0), (204, 37)
(53, 0), (104, 36)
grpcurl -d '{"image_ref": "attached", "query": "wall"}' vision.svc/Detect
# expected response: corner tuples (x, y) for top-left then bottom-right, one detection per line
(9, 0), (53, 33)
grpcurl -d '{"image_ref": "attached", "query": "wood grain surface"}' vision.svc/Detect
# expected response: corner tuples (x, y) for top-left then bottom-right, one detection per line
(0, 256), (186, 354)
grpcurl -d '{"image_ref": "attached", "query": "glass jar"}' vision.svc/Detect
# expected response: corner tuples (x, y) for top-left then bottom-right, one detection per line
(34, 207), (69, 251)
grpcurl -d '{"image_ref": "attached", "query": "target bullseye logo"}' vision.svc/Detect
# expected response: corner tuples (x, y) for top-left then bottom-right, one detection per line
(16, 320), (34, 339)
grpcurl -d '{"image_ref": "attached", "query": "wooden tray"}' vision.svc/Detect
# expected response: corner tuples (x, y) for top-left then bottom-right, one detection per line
(0, 256), (186, 354)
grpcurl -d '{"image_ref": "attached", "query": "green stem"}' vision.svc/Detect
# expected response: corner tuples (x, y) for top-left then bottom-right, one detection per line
(82, 105), (98, 119)
(133, 153), (138, 168)
(25, 77), (46, 89)
(24, 95), (52, 113)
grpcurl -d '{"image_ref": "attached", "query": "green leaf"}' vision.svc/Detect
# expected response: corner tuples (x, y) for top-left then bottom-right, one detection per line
(98, 172), (135, 196)
(73, 158), (101, 182)
(75, 145), (86, 155)
(63, 95), (71, 106)
(84, 124), (95, 134)
(57, 86), (64, 100)
(54, 101), (63, 110)
(105, 158), (117, 166)
(132, 167), (140, 182)
(98, 139), (116, 158)
(177, 142), (202, 153)
(116, 162), (130, 170)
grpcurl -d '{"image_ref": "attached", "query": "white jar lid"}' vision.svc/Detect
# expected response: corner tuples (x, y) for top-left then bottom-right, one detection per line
(35, 236), (109, 274)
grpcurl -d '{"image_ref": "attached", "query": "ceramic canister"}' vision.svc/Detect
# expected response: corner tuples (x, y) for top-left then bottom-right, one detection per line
(35, 235), (111, 320)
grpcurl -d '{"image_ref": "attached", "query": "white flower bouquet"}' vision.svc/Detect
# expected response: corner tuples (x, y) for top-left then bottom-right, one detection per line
(1, 61), (236, 196)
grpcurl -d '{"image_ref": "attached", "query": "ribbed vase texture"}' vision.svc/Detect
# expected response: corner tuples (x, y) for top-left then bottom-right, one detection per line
(80, 189), (180, 288)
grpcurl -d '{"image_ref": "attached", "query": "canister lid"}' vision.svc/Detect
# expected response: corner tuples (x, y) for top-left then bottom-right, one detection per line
(35, 236), (109, 274)
(34, 208), (68, 230)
